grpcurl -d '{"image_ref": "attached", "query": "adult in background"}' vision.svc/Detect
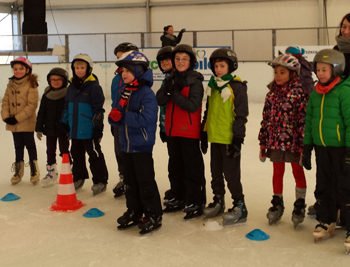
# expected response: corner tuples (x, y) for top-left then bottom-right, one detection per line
(160, 25), (186, 47)
(335, 13), (350, 78)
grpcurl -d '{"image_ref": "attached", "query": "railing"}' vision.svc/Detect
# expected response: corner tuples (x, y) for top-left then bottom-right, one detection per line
(0, 27), (339, 64)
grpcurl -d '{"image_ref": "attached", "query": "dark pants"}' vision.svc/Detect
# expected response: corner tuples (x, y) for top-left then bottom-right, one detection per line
(46, 135), (70, 165)
(166, 140), (176, 194)
(123, 152), (162, 217)
(314, 146), (350, 229)
(112, 125), (125, 178)
(12, 132), (37, 162)
(71, 139), (108, 184)
(167, 137), (206, 207)
(210, 143), (244, 203)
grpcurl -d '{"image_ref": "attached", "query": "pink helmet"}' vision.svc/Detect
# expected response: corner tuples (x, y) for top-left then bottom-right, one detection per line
(270, 54), (300, 74)
(10, 57), (33, 71)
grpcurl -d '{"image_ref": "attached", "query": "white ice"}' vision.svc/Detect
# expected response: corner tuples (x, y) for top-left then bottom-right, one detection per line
(0, 101), (349, 266)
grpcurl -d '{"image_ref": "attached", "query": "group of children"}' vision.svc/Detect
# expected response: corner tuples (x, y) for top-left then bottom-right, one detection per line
(1, 29), (350, 251)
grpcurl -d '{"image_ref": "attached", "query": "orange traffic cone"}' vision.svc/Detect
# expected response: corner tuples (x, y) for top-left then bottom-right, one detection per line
(51, 153), (84, 211)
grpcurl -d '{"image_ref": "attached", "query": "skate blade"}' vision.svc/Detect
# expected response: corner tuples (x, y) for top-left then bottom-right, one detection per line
(117, 222), (138, 230)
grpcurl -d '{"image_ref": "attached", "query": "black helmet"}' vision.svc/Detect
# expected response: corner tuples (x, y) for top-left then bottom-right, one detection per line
(156, 46), (173, 73)
(114, 42), (139, 55)
(172, 44), (197, 70)
(209, 48), (238, 74)
(47, 67), (69, 87)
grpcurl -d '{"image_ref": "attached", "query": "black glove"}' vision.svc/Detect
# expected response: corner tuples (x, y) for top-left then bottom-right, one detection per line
(226, 137), (243, 158)
(159, 131), (167, 143)
(163, 76), (175, 96)
(92, 112), (104, 129)
(180, 28), (186, 33)
(302, 144), (313, 170)
(200, 131), (208, 154)
(4, 116), (17, 125)
(93, 128), (103, 143)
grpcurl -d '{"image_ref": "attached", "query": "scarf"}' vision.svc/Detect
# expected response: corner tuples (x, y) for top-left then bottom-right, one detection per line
(336, 36), (350, 53)
(206, 74), (234, 103)
(44, 86), (67, 100)
(315, 76), (341, 94)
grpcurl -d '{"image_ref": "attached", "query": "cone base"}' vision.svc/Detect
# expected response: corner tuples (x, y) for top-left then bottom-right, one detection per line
(50, 200), (84, 212)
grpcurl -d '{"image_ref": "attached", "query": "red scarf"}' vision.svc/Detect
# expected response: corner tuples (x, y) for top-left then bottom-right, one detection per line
(315, 76), (341, 94)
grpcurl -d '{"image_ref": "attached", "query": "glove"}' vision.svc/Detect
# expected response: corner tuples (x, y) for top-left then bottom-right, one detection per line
(119, 89), (132, 108)
(259, 146), (267, 162)
(226, 137), (243, 158)
(302, 144), (313, 170)
(4, 116), (17, 125)
(93, 128), (103, 143)
(36, 132), (43, 141)
(159, 131), (167, 143)
(92, 112), (104, 129)
(109, 108), (123, 123)
(163, 77), (175, 96)
(180, 28), (186, 33)
(200, 131), (208, 155)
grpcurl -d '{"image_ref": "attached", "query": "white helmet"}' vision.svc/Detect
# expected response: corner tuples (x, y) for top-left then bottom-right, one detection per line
(270, 54), (300, 74)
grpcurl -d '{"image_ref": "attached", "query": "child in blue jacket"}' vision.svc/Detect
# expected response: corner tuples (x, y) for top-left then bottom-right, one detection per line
(108, 51), (162, 235)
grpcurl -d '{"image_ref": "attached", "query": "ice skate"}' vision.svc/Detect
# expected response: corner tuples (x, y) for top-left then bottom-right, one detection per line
(313, 223), (335, 242)
(91, 183), (107, 196)
(117, 210), (141, 230)
(163, 189), (175, 204)
(267, 195), (284, 225)
(113, 178), (125, 198)
(291, 198), (306, 228)
(163, 198), (185, 213)
(10, 161), (24, 185)
(138, 215), (162, 235)
(41, 164), (58, 188)
(29, 160), (40, 185)
(345, 231), (350, 255)
(222, 200), (247, 226)
(203, 195), (225, 219)
(183, 204), (203, 220)
(74, 179), (85, 190)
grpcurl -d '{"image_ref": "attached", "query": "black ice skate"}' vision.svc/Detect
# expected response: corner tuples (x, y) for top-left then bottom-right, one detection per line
(163, 198), (185, 213)
(138, 215), (162, 235)
(117, 210), (141, 230)
(291, 198), (306, 228)
(267, 195), (284, 225)
(222, 200), (248, 226)
(163, 189), (175, 204)
(113, 179), (125, 198)
(345, 231), (350, 255)
(184, 204), (203, 220)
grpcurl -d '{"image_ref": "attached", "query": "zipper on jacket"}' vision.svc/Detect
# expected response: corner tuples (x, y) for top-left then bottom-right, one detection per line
(141, 128), (148, 141)
(319, 94), (326, 146)
(125, 93), (132, 152)
(169, 102), (175, 136)
(336, 124), (341, 142)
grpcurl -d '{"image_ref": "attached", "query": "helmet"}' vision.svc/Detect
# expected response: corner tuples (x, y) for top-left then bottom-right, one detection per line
(313, 49), (345, 76)
(47, 67), (69, 87)
(285, 46), (305, 56)
(71, 53), (93, 76)
(114, 42), (139, 55)
(156, 46), (173, 72)
(172, 44), (197, 69)
(209, 48), (238, 74)
(116, 51), (149, 79)
(270, 54), (301, 74)
(10, 57), (32, 72)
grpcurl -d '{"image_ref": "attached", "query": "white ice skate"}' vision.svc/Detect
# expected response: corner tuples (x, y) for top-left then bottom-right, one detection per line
(41, 164), (58, 188)
(313, 223), (335, 243)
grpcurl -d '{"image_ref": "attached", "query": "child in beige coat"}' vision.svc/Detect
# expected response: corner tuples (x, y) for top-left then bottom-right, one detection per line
(1, 57), (40, 185)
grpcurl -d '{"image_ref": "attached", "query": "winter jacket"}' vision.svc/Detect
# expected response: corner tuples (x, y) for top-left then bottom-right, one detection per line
(111, 71), (123, 107)
(62, 74), (105, 140)
(36, 86), (67, 136)
(160, 32), (184, 47)
(1, 75), (39, 132)
(304, 76), (350, 148)
(334, 45), (350, 78)
(109, 69), (157, 153)
(156, 70), (204, 139)
(258, 76), (308, 153)
(204, 77), (248, 144)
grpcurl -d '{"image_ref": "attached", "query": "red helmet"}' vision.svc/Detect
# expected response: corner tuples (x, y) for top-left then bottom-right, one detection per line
(10, 57), (33, 71)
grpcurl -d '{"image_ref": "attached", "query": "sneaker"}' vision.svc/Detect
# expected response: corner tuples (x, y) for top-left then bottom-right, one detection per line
(74, 179), (85, 190)
(91, 183), (107, 196)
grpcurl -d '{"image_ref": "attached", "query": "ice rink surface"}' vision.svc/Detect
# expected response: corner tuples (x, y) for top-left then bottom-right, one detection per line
(1, 101), (349, 266)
